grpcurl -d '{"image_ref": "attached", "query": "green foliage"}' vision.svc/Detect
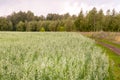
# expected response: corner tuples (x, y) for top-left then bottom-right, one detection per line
(0, 17), (12, 31)
(46, 13), (62, 20)
(0, 8), (119, 31)
(40, 27), (45, 32)
(74, 10), (84, 31)
(48, 21), (58, 31)
(74, 8), (120, 32)
(16, 21), (25, 31)
(64, 19), (75, 31)
(26, 21), (37, 31)
(0, 32), (110, 80)
(58, 26), (65, 31)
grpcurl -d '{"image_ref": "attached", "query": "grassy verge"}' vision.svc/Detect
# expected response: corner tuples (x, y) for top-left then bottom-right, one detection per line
(96, 39), (120, 49)
(97, 44), (120, 80)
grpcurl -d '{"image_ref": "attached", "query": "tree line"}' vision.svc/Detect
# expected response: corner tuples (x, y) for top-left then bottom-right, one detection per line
(0, 7), (120, 32)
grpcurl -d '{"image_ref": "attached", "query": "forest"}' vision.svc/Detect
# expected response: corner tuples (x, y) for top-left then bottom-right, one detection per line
(0, 7), (120, 32)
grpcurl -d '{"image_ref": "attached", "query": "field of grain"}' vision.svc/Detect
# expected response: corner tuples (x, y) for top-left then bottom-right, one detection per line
(0, 32), (110, 80)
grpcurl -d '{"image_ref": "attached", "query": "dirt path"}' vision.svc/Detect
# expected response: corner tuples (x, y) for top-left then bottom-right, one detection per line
(97, 41), (120, 55)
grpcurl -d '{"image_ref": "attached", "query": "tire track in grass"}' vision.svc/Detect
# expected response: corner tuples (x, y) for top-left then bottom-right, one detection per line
(97, 41), (120, 55)
(96, 41), (120, 80)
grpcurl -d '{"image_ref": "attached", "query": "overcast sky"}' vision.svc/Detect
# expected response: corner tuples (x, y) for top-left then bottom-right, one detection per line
(0, 0), (120, 16)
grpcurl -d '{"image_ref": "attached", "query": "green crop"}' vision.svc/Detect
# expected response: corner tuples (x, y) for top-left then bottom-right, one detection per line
(0, 32), (110, 80)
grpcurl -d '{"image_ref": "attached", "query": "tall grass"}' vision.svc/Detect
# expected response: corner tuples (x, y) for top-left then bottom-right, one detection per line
(0, 32), (110, 80)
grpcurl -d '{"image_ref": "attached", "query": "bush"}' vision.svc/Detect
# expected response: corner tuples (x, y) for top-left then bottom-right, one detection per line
(58, 26), (65, 31)
(40, 27), (45, 32)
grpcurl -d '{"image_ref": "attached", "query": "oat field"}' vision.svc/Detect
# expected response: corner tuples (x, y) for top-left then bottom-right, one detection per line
(0, 32), (110, 80)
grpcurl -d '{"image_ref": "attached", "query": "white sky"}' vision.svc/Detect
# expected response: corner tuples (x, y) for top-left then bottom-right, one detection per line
(0, 0), (120, 16)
